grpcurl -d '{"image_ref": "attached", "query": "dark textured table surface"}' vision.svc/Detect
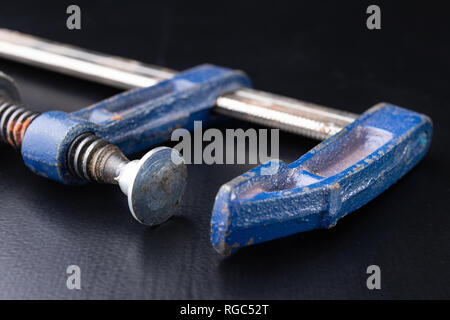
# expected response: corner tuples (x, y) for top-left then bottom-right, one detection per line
(0, 1), (449, 299)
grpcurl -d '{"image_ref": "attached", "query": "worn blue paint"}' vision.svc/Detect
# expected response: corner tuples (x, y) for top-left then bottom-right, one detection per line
(210, 103), (432, 255)
(18, 63), (433, 254)
(21, 64), (251, 184)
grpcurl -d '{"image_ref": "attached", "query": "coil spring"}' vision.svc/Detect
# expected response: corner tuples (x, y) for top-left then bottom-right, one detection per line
(67, 132), (125, 183)
(0, 96), (39, 149)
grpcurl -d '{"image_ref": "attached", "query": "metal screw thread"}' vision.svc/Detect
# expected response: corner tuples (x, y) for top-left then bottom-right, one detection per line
(0, 96), (39, 149)
(67, 132), (129, 184)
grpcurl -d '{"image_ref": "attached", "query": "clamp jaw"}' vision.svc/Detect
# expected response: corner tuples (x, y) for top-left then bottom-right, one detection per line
(211, 103), (432, 254)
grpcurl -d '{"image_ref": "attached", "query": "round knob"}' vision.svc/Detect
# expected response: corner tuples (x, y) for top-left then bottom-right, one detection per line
(118, 147), (187, 226)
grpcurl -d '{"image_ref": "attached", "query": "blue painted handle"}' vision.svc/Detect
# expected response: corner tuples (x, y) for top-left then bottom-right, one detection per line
(210, 103), (433, 255)
(21, 64), (250, 184)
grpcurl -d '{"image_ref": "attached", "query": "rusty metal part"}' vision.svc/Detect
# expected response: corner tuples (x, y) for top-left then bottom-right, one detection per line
(0, 96), (39, 148)
(0, 70), (21, 102)
(215, 89), (355, 140)
(0, 28), (357, 141)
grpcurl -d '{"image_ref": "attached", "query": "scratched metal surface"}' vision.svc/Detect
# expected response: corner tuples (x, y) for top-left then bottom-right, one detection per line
(0, 1), (449, 299)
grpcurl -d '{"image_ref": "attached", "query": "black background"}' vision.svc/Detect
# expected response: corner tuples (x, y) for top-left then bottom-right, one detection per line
(0, 0), (449, 299)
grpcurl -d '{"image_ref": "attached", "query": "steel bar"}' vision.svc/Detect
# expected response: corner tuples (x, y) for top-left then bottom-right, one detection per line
(0, 29), (357, 140)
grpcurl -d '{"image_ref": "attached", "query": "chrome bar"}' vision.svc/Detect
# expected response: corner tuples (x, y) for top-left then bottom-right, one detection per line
(0, 28), (357, 140)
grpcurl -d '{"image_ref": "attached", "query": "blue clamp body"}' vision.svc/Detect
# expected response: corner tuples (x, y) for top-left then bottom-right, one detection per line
(211, 103), (432, 255)
(20, 64), (251, 184)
